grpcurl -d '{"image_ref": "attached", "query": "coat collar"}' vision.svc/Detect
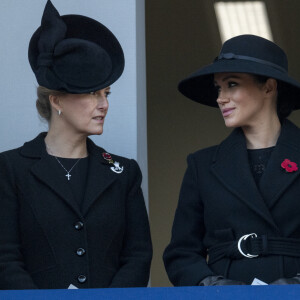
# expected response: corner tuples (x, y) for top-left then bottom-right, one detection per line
(211, 119), (300, 231)
(258, 119), (300, 209)
(82, 138), (119, 216)
(20, 133), (120, 217)
(210, 127), (278, 230)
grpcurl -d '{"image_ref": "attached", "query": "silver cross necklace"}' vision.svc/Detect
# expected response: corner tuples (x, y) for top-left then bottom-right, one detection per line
(46, 144), (82, 181)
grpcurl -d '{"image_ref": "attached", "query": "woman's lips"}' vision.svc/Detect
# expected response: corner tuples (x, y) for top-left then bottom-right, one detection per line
(92, 116), (105, 123)
(222, 108), (235, 117)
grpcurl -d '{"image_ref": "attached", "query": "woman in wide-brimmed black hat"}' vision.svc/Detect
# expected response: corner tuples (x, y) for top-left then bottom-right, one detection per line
(0, 0), (152, 289)
(164, 34), (300, 286)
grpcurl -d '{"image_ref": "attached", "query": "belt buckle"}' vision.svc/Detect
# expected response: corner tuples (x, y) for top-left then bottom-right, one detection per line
(237, 233), (259, 258)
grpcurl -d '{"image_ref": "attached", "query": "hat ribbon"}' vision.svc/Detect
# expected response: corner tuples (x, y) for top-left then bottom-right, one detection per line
(217, 52), (287, 73)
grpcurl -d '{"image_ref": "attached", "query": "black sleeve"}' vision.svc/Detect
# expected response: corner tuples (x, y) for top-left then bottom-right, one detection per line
(109, 159), (152, 287)
(0, 153), (38, 289)
(163, 154), (215, 286)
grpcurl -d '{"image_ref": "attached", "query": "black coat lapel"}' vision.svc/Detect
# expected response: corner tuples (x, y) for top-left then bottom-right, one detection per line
(81, 139), (118, 216)
(210, 128), (278, 230)
(21, 133), (82, 216)
(259, 120), (300, 208)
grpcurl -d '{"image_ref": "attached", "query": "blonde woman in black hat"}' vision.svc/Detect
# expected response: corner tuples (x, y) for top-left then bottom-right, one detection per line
(163, 34), (300, 286)
(0, 0), (152, 289)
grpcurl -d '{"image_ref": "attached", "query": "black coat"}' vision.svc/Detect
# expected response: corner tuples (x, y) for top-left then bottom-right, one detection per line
(0, 133), (152, 289)
(164, 119), (300, 285)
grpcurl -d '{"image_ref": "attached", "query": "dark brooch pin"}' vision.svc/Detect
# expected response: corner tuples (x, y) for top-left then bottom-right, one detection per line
(102, 152), (124, 174)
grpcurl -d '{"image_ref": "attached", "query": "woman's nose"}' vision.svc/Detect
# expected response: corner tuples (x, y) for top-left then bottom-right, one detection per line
(92, 90), (109, 110)
(216, 93), (230, 105)
(97, 97), (108, 110)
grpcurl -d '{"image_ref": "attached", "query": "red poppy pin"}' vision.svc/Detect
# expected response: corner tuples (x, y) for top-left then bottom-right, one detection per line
(281, 159), (298, 173)
(102, 152), (113, 162)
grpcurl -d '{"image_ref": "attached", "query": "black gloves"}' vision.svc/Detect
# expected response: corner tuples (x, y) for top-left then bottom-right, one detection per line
(199, 275), (246, 286)
(270, 275), (300, 285)
(199, 274), (300, 286)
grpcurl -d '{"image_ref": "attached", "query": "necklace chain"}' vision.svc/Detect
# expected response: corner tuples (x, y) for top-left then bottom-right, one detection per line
(46, 144), (82, 181)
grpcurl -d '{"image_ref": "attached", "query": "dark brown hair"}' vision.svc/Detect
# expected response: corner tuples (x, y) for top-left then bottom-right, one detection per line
(252, 74), (295, 121)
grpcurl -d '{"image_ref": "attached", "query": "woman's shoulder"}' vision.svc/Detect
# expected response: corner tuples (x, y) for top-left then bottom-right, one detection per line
(88, 141), (134, 164)
(191, 145), (219, 156)
(1, 132), (46, 158)
(87, 139), (140, 175)
(0, 133), (47, 174)
(188, 145), (219, 162)
(183, 145), (219, 172)
(91, 147), (142, 183)
(0, 143), (28, 160)
(0, 147), (22, 164)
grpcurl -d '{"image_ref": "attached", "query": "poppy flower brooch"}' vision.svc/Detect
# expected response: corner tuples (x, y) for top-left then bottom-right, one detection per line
(102, 152), (124, 174)
(281, 159), (298, 173)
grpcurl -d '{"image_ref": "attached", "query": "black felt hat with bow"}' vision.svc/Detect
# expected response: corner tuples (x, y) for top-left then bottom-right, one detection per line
(28, 0), (125, 93)
(178, 34), (300, 109)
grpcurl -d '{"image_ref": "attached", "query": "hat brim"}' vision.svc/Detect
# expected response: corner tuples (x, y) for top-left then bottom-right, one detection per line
(29, 14), (125, 93)
(178, 59), (300, 109)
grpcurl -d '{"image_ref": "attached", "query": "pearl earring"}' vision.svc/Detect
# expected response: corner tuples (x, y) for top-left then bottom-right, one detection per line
(58, 110), (61, 116)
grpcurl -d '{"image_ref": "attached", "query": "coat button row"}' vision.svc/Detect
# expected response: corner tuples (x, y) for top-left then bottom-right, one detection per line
(76, 248), (86, 256)
(74, 221), (84, 230)
(77, 275), (87, 283)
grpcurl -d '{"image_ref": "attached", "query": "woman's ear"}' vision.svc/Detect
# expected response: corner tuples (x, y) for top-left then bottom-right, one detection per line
(49, 94), (62, 114)
(264, 78), (278, 95)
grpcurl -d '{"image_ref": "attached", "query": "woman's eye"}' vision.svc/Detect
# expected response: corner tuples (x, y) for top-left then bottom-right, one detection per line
(89, 91), (111, 97)
(228, 82), (237, 88)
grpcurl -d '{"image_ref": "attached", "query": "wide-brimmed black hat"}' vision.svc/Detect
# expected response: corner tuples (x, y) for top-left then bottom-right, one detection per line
(28, 0), (125, 93)
(178, 34), (300, 109)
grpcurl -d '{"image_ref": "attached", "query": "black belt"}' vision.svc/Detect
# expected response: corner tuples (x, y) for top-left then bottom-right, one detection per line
(208, 233), (300, 265)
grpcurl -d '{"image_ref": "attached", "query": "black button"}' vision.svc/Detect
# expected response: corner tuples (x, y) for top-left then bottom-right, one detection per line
(74, 221), (84, 230)
(77, 275), (87, 283)
(76, 248), (86, 256)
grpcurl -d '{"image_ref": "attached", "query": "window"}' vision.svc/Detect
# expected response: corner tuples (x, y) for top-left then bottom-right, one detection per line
(214, 1), (273, 42)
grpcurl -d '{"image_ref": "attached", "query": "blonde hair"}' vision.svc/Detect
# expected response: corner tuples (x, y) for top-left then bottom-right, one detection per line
(36, 86), (66, 122)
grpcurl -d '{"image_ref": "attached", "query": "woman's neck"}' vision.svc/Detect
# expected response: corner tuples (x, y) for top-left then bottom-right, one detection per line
(45, 129), (88, 158)
(242, 116), (281, 149)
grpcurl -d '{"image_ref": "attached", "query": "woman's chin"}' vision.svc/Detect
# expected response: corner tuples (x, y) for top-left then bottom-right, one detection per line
(93, 130), (104, 135)
(223, 117), (240, 128)
(88, 125), (104, 136)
